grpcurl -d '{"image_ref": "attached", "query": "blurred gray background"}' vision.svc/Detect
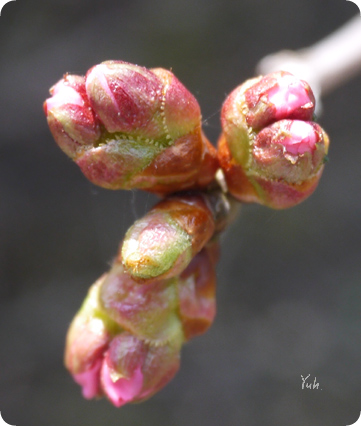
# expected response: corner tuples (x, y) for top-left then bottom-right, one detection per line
(0, 0), (360, 425)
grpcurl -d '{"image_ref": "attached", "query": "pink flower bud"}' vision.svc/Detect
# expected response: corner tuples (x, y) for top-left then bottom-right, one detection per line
(100, 332), (181, 406)
(65, 216), (222, 406)
(73, 358), (103, 399)
(177, 245), (218, 340)
(222, 71), (315, 134)
(65, 276), (124, 400)
(65, 272), (183, 405)
(85, 61), (200, 139)
(99, 263), (183, 344)
(85, 61), (165, 137)
(80, 61), (218, 192)
(244, 71), (315, 129)
(218, 72), (329, 208)
(100, 334), (146, 406)
(44, 74), (101, 158)
(64, 276), (121, 376)
(252, 120), (326, 182)
(45, 60), (219, 193)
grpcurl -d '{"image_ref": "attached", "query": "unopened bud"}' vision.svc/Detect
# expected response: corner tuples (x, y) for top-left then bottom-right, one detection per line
(65, 238), (220, 405)
(45, 61), (218, 193)
(44, 74), (101, 158)
(177, 244), (218, 340)
(65, 269), (183, 404)
(101, 331), (181, 406)
(65, 276), (122, 399)
(253, 120), (326, 181)
(99, 263), (182, 345)
(218, 71), (329, 208)
(120, 193), (216, 282)
(243, 71), (315, 129)
(65, 276), (121, 375)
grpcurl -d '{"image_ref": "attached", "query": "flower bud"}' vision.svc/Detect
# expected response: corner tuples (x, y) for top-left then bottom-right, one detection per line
(100, 334), (145, 406)
(64, 275), (122, 399)
(99, 263), (182, 345)
(65, 270), (183, 404)
(65, 276), (121, 374)
(44, 74), (101, 159)
(65, 238), (220, 405)
(101, 331), (181, 406)
(45, 61), (219, 194)
(218, 71), (329, 208)
(242, 71), (315, 130)
(120, 193), (216, 282)
(177, 244), (218, 340)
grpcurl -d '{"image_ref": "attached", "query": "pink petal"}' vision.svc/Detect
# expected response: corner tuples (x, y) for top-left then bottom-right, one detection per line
(86, 65), (118, 110)
(73, 358), (102, 399)
(46, 85), (84, 111)
(268, 75), (312, 120)
(101, 361), (143, 407)
(281, 121), (317, 155)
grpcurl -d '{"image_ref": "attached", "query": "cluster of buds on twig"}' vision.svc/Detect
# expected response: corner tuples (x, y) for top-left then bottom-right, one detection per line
(44, 61), (329, 407)
(218, 71), (329, 208)
(44, 61), (218, 194)
(64, 190), (232, 406)
(65, 240), (219, 406)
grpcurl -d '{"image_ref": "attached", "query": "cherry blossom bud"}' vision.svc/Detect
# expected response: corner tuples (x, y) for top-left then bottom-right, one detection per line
(45, 61), (218, 194)
(101, 331), (181, 406)
(242, 71), (315, 130)
(99, 263), (183, 345)
(65, 238), (220, 405)
(43, 74), (101, 159)
(218, 71), (329, 208)
(65, 276), (121, 374)
(65, 276), (122, 398)
(65, 269), (183, 404)
(120, 192), (218, 282)
(177, 244), (218, 340)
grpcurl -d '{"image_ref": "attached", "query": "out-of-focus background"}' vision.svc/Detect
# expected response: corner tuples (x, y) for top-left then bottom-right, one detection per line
(1, 0), (360, 425)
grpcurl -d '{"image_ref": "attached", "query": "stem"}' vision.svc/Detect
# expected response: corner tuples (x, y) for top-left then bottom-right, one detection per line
(257, 16), (361, 109)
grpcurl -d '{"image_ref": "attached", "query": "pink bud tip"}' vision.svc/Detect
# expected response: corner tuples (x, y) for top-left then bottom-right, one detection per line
(266, 74), (314, 121)
(251, 119), (326, 186)
(44, 74), (101, 158)
(101, 361), (144, 407)
(86, 64), (117, 107)
(218, 71), (329, 209)
(244, 71), (315, 129)
(73, 359), (102, 399)
(278, 120), (318, 155)
(46, 82), (84, 111)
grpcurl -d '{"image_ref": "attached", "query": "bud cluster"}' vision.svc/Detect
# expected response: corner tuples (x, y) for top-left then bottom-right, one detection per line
(44, 61), (218, 194)
(65, 239), (218, 406)
(65, 188), (234, 406)
(45, 62), (330, 407)
(218, 71), (329, 208)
